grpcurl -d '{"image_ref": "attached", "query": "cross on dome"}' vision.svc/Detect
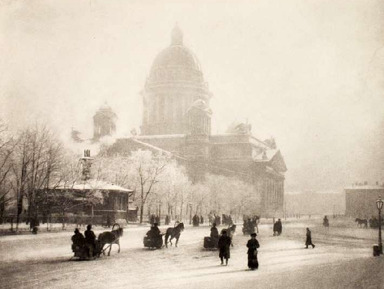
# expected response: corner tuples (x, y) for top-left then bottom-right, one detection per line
(171, 23), (183, 45)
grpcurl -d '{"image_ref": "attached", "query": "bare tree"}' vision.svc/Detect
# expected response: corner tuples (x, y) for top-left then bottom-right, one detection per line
(10, 124), (64, 230)
(95, 150), (169, 224)
(129, 150), (168, 224)
(0, 120), (15, 223)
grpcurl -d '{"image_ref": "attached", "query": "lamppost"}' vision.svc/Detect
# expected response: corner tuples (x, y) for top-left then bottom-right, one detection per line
(377, 196), (383, 255)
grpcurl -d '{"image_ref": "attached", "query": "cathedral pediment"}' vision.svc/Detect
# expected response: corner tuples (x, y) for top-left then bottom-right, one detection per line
(269, 150), (287, 173)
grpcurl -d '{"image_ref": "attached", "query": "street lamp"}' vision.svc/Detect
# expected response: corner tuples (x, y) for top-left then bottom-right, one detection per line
(376, 196), (383, 255)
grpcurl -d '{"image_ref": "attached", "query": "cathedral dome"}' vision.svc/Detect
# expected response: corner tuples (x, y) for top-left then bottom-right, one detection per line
(149, 25), (202, 81)
(151, 46), (201, 72)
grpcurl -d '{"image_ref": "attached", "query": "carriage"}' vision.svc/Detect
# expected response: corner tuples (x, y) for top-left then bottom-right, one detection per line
(204, 225), (236, 249)
(143, 234), (164, 249)
(203, 236), (218, 249)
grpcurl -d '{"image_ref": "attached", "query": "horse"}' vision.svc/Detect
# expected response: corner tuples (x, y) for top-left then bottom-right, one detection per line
(355, 218), (368, 228)
(226, 224), (236, 247)
(227, 224), (236, 237)
(98, 223), (124, 256)
(165, 222), (184, 248)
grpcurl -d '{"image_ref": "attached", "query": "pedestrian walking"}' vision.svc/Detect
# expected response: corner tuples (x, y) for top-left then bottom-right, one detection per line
(305, 228), (315, 249)
(218, 230), (231, 265)
(323, 215), (329, 228)
(246, 233), (260, 270)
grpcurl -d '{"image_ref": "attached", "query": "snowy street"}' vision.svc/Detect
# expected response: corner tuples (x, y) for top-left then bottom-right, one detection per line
(1, 218), (384, 289)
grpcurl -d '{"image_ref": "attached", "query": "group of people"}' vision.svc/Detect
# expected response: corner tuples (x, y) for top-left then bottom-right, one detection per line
(149, 214), (161, 226)
(209, 222), (260, 270)
(208, 213), (222, 226)
(273, 218), (282, 236)
(211, 219), (316, 269)
(243, 218), (257, 234)
(71, 224), (97, 257)
(192, 214), (204, 226)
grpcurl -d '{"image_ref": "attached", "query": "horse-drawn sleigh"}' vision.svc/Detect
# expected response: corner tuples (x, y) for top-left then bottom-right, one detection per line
(71, 223), (124, 260)
(143, 222), (185, 249)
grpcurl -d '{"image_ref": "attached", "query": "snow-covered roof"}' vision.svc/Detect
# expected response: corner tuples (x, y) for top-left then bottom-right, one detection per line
(249, 135), (270, 149)
(131, 138), (172, 156)
(128, 138), (188, 162)
(345, 185), (384, 191)
(253, 149), (278, 162)
(54, 179), (133, 193)
(135, 134), (185, 140)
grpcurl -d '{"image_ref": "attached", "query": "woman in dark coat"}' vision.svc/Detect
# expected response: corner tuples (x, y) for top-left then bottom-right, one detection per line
(247, 233), (260, 270)
(305, 228), (315, 248)
(218, 230), (231, 265)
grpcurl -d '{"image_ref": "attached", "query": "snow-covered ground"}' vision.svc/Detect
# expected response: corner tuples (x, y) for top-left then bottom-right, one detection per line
(1, 217), (384, 289)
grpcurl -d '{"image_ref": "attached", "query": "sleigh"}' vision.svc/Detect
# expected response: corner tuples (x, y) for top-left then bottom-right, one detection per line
(71, 242), (102, 260)
(143, 234), (164, 249)
(203, 236), (218, 249)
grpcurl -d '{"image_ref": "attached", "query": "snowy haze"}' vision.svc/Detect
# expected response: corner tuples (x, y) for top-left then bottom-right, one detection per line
(0, 0), (383, 192)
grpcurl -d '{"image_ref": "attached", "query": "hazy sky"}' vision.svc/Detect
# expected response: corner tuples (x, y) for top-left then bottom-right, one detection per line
(1, 0), (383, 192)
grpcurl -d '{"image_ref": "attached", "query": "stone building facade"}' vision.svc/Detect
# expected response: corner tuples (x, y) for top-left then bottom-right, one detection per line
(107, 26), (287, 217)
(345, 184), (384, 218)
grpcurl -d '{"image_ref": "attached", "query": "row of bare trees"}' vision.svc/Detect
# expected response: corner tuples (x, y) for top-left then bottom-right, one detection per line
(0, 120), (103, 230)
(95, 150), (260, 224)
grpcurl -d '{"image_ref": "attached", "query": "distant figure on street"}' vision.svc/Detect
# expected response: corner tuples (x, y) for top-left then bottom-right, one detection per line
(273, 221), (277, 236)
(193, 214), (200, 227)
(276, 219), (282, 235)
(200, 215), (204, 224)
(85, 224), (96, 257)
(305, 228), (315, 249)
(165, 215), (170, 225)
(323, 216), (329, 228)
(246, 233), (260, 270)
(215, 215), (221, 226)
(273, 219), (282, 236)
(218, 230), (231, 265)
(150, 214), (156, 225)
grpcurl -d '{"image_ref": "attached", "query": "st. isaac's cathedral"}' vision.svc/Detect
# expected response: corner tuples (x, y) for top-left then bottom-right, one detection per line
(98, 25), (287, 217)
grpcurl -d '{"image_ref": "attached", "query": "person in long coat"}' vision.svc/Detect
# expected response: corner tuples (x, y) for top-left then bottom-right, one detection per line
(71, 228), (85, 252)
(276, 219), (282, 235)
(85, 224), (96, 257)
(218, 230), (231, 265)
(246, 233), (260, 270)
(305, 228), (315, 248)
